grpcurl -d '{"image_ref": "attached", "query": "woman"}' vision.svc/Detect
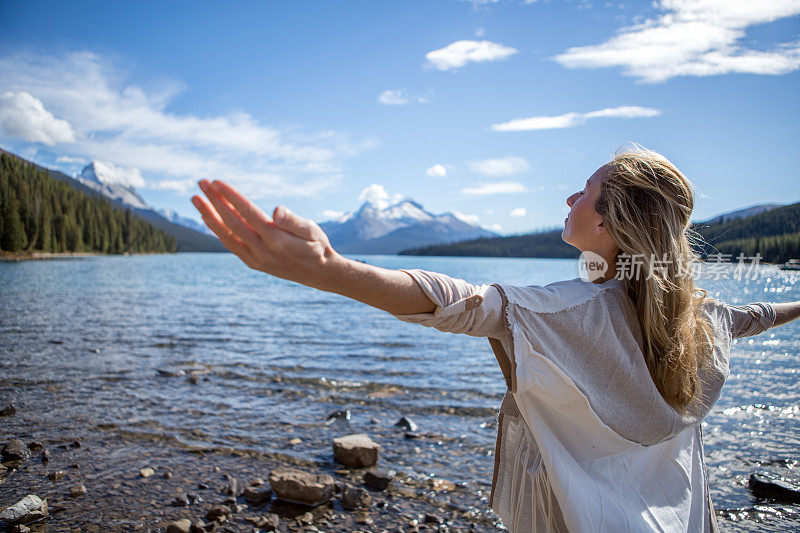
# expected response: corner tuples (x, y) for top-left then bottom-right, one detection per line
(192, 146), (800, 532)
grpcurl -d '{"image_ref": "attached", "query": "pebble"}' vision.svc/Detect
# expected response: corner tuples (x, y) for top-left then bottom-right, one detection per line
(139, 467), (155, 478)
(166, 518), (192, 533)
(429, 478), (456, 492)
(2, 439), (31, 462)
(47, 470), (67, 482)
(326, 409), (351, 425)
(222, 475), (244, 496)
(424, 513), (443, 524)
(749, 473), (800, 503)
(26, 441), (43, 451)
(189, 520), (207, 533)
(68, 439), (81, 449)
(170, 493), (190, 507)
(243, 485), (272, 505)
(0, 494), (48, 524)
(0, 403), (15, 417)
(268, 467), (335, 507)
(332, 434), (380, 468)
(251, 514), (280, 531)
(205, 504), (230, 522)
(364, 468), (396, 491)
(394, 416), (418, 432)
(69, 485), (87, 498)
(163, 471), (173, 479)
(41, 450), (50, 465)
(341, 484), (372, 510)
(288, 437), (303, 446)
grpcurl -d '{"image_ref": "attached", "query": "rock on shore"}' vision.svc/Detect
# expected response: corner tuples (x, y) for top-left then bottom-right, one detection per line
(332, 434), (379, 468)
(268, 467), (334, 507)
(0, 495), (49, 525)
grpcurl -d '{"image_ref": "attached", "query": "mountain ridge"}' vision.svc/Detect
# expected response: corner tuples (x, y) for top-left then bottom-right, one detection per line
(319, 199), (497, 254)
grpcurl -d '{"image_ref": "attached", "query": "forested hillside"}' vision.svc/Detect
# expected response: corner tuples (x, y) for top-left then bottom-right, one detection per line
(402, 203), (800, 264)
(0, 152), (176, 255)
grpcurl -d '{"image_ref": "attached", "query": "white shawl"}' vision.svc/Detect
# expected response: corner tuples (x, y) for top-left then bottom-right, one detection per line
(393, 270), (776, 532)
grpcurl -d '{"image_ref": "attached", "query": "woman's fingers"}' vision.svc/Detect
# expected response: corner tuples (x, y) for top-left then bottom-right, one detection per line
(210, 180), (278, 239)
(198, 180), (262, 248)
(191, 194), (252, 258)
(273, 205), (327, 244)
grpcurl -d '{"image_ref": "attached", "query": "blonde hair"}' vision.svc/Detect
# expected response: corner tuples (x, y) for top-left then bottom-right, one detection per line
(595, 145), (715, 412)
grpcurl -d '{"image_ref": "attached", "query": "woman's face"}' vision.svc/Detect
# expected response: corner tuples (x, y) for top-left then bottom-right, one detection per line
(562, 165), (611, 252)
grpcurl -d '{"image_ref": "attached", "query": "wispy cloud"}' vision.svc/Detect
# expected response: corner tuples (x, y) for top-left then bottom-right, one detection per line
(492, 105), (660, 132)
(425, 40), (518, 71)
(0, 91), (75, 145)
(554, 0), (800, 83)
(462, 181), (527, 195)
(0, 51), (372, 198)
(426, 164), (447, 178)
(321, 209), (350, 223)
(377, 88), (431, 105)
(469, 156), (529, 177)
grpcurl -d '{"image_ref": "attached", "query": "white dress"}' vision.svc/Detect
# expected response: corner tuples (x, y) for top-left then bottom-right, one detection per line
(391, 269), (776, 533)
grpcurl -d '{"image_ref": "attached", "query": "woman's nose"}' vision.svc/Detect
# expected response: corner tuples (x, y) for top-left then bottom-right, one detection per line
(566, 193), (577, 207)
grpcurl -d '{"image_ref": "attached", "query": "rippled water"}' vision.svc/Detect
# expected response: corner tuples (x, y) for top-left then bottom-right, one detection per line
(1, 253), (798, 530)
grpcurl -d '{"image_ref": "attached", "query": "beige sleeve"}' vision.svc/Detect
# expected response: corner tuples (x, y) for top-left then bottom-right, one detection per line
(389, 269), (509, 339)
(727, 302), (776, 338)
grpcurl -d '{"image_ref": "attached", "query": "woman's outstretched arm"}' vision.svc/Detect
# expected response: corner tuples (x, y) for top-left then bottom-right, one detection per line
(772, 301), (800, 327)
(191, 179), (436, 316)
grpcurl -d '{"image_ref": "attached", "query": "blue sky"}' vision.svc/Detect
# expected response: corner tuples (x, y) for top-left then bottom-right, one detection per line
(1, 0), (799, 234)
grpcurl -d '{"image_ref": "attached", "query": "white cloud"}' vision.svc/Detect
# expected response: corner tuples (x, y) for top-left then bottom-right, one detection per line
(55, 155), (85, 164)
(425, 40), (518, 71)
(452, 210), (481, 225)
(0, 51), (370, 198)
(358, 184), (391, 208)
(377, 89), (432, 105)
(492, 105), (660, 131)
(488, 223), (503, 232)
(378, 89), (410, 105)
(321, 209), (350, 223)
(469, 156), (529, 176)
(554, 0), (800, 83)
(426, 164), (447, 177)
(0, 91), (75, 145)
(462, 181), (527, 195)
(510, 207), (527, 218)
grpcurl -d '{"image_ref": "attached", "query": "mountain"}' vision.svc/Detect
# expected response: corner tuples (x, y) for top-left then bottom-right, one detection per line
(158, 208), (214, 237)
(402, 202), (800, 265)
(77, 161), (150, 209)
(0, 148), (224, 252)
(73, 162), (225, 252)
(0, 150), (176, 255)
(319, 199), (497, 254)
(704, 204), (783, 225)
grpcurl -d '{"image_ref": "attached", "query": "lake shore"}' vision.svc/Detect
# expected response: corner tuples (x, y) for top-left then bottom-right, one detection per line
(0, 251), (175, 262)
(0, 396), (499, 532)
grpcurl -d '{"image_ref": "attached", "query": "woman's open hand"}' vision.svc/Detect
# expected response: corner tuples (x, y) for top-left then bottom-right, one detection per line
(190, 178), (436, 315)
(191, 179), (337, 289)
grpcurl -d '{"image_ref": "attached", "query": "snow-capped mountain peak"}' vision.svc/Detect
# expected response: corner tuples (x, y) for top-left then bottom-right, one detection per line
(77, 161), (149, 210)
(79, 160), (145, 188)
(319, 197), (496, 254)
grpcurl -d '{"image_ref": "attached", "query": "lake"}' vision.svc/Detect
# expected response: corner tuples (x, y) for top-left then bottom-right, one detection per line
(1, 253), (798, 531)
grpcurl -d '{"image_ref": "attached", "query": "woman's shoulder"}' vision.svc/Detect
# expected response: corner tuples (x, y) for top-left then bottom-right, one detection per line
(495, 277), (623, 314)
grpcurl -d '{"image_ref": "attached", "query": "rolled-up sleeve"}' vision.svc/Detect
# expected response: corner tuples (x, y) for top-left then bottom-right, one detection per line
(390, 269), (508, 339)
(727, 302), (776, 338)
